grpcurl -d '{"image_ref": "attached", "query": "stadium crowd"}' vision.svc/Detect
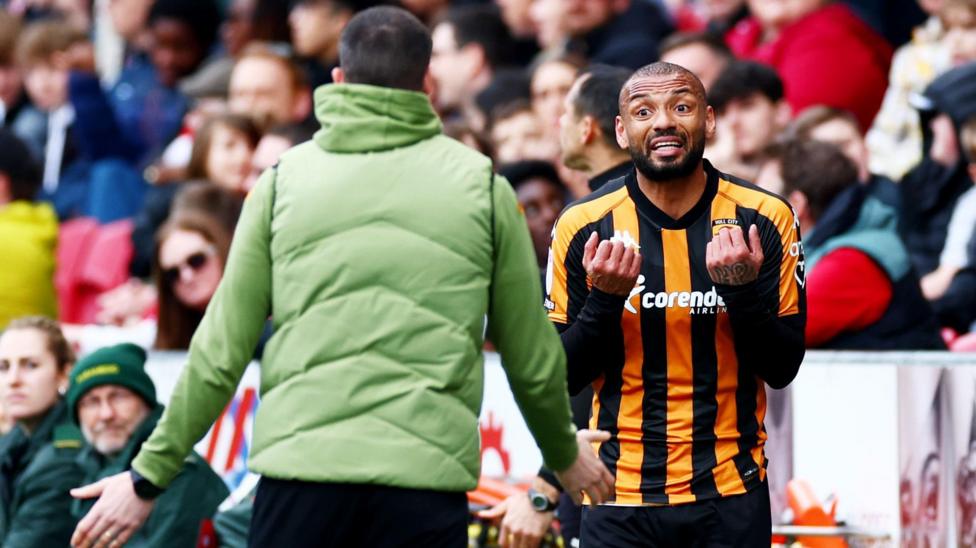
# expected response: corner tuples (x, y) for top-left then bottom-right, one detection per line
(0, 0), (974, 545)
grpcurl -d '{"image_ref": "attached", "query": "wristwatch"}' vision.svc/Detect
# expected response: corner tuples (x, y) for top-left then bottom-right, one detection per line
(130, 469), (165, 500)
(527, 488), (558, 512)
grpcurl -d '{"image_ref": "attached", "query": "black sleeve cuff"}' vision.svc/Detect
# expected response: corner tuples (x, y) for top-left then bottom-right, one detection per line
(537, 467), (564, 493)
(130, 468), (165, 500)
(714, 281), (775, 319)
(580, 288), (627, 321)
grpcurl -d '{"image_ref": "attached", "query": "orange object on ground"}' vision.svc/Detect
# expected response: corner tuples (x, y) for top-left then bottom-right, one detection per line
(786, 479), (847, 548)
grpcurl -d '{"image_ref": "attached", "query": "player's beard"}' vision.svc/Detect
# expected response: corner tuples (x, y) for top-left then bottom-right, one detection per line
(628, 128), (705, 182)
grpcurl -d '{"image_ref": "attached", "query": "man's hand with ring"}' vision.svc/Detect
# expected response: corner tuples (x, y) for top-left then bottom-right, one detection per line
(70, 472), (154, 548)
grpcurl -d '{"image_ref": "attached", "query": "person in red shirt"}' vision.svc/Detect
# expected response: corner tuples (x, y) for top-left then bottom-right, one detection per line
(725, 0), (893, 132)
(773, 138), (944, 349)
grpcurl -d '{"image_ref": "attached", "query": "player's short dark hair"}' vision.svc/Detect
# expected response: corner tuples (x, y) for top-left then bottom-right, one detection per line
(708, 61), (784, 113)
(339, 6), (432, 91)
(0, 129), (42, 202)
(781, 139), (858, 221)
(573, 65), (631, 147)
(620, 62), (706, 110)
(498, 160), (562, 191)
(441, 5), (513, 70)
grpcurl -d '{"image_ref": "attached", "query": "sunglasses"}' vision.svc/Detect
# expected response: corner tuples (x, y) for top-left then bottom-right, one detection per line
(162, 250), (213, 285)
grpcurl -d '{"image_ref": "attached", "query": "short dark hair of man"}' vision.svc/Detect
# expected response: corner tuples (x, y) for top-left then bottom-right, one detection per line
(0, 129), (41, 202)
(708, 60), (784, 113)
(658, 31), (733, 61)
(498, 160), (562, 192)
(781, 139), (859, 221)
(573, 64), (631, 147)
(338, 6), (432, 91)
(441, 5), (513, 70)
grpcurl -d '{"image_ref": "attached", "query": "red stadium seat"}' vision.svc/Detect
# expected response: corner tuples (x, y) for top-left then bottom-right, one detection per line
(55, 218), (134, 323)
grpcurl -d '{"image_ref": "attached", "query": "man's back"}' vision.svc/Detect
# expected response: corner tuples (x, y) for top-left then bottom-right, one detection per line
(255, 83), (500, 489)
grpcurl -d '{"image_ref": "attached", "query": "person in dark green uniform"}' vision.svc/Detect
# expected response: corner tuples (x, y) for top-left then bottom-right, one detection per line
(67, 343), (228, 547)
(0, 316), (86, 547)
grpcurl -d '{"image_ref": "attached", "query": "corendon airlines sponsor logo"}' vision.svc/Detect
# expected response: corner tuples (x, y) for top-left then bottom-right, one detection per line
(624, 275), (726, 315)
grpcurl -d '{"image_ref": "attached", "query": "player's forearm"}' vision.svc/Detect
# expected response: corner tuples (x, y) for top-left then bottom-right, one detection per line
(716, 282), (805, 389)
(557, 288), (626, 394)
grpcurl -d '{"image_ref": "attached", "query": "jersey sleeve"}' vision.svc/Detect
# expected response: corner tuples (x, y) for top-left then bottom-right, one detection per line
(545, 212), (589, 325)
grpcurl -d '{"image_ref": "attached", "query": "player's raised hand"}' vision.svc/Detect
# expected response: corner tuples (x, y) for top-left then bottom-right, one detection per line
(706, 225), (763, 286)
(582, 232), (642, 296)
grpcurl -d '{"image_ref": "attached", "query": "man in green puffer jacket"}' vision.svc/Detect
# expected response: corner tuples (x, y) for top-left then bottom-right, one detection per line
(70, 7), (612, 548)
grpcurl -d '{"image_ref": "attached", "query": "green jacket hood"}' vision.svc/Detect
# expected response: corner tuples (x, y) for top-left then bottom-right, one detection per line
(313, 83), (442, 153)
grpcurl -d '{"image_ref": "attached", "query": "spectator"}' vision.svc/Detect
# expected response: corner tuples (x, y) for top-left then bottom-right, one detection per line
(228, 43), (312, 130)
(67, 343), (228, 546)
(932, 115), (976, 332)
(659, 31), (734, 91)
(780, 139), (944, 349)
(675, 0), (749, 35)
(494, 0), (541, 64)
(13, 20), (90, 219)
(790, 106), (902, 216)
(153, 204), (238, 350)
(70, 0), (221, 166)
(558, 64), (631, 192)
(244, 122), (316, 192)
(0, 316), (85, 547)
(289, 0), (359, 89)
(127, 113), (258, 279)
(473, 68), (531, 133)
(185, 114), (261, 195)
(726, 0), (893, 133)
(489, 100), (558, 163)
(866, 0), (970, 180)
(901, 61), (976, 276)
(706, 60), (791, 179)
(430, 5), (513, 123)
(529, 0), (571, 53)
(0, 12), (27, 128)
(921, 113), (976, 300)
(0, 129), (55, 330)
(443, 119), (492, 155)
(562, 0), (673, 70)
(531, 53), (585, 144)
(498, 160), (566, 272)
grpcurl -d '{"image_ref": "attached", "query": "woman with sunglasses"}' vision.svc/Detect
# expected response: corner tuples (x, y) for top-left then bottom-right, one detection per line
(153, 208), (234, 350)
(0, 316), (87, 545)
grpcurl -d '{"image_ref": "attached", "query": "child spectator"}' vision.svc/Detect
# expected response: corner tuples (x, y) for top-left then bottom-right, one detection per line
(13, 20), (91, 219)
(0, 12), (27, 129)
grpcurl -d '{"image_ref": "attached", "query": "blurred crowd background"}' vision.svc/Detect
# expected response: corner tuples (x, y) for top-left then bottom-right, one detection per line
(0, 0), (975, 393)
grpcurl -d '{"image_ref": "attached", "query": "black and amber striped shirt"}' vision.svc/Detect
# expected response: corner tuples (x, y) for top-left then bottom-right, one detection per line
(544, 161), (806, 506)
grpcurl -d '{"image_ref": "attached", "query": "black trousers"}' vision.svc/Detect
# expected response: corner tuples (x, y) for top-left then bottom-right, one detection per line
(580, 482), (771, 548)
(249, 478), (469, 547)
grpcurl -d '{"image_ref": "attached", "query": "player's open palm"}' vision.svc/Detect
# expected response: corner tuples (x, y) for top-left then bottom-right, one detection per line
(706, 225), (763, 286)
(582, 232), (642, 296)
